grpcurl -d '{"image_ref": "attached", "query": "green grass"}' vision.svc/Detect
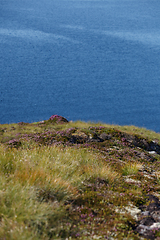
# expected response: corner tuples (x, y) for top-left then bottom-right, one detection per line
(1, 118), (160, 239)
(121, 161), (143, 176)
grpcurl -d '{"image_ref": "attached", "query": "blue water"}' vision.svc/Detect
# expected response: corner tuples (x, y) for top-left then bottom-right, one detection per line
(0, 0), (160, 132)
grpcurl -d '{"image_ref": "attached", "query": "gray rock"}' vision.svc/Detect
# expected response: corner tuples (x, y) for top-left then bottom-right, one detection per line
(99, 133), (112, 141)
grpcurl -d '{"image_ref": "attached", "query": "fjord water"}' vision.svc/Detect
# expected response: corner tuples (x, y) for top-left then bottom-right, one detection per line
(0, 0), (160, 131)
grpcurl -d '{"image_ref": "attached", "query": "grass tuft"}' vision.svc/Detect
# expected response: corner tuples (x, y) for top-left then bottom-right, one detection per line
(121, 161), (143, 176)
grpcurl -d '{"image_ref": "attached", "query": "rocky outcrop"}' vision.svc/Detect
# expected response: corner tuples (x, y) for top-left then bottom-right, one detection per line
(136, 195), (160, 239)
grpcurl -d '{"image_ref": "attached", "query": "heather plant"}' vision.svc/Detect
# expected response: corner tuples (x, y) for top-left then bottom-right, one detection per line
(48, 114), (68, 124)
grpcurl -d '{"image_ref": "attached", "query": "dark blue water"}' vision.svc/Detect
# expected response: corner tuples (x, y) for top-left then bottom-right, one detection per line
(0, 0), (160, 132)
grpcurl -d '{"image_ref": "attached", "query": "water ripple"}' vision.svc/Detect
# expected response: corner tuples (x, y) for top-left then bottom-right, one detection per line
(0, 28), (80, 44)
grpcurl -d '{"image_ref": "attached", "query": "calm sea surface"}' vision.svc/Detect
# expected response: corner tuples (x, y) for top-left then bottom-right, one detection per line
(0, 0), (160, 131)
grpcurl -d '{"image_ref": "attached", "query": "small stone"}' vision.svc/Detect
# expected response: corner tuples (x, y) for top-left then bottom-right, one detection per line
(150, 222), (160, 229)
(125, 178), (141, 184)
(142, 211), (150, 216)
(149, 151), (156, 154)
(125, 204), (141, 220)
(151, 210), (160, 221)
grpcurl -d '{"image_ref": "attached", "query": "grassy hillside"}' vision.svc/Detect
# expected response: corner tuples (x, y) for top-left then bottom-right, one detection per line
(1, 115), (160, 239)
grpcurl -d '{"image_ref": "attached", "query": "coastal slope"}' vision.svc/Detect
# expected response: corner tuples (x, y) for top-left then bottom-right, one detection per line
(1, 115), (160, 239)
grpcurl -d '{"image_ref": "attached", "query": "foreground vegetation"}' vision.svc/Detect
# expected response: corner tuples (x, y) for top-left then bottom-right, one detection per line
(1, 115), (160, 239)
